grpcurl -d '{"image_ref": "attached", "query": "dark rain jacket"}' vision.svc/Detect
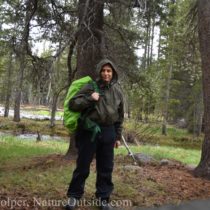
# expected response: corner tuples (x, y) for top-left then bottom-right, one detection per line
(68, 59), (124, 140)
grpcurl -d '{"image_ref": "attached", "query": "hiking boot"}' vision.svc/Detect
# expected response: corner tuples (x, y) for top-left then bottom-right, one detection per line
(100, 200), (113, 210)
(65, 197), (77, 210)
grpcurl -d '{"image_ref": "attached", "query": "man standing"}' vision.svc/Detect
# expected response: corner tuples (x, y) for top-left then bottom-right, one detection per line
(66, 59), (124, 210)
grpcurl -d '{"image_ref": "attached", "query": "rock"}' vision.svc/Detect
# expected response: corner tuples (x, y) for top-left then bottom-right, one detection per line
(176, 118), (187, 128)
(134, 153), (158, 166)
(185, 164), (196, 171)
(160, 159), (182, 166)
(160, 159), (174, 166)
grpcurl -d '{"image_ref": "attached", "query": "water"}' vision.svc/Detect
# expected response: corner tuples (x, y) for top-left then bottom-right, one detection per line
(0, 131), (68, 141)
(0, 106), (63, 121)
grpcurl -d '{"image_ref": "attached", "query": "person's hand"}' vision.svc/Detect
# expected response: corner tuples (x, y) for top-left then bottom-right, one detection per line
(91, 92), (100, 101)
(114, 140), (121, 148)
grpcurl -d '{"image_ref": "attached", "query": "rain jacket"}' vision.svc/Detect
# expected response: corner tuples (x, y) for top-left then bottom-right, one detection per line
(68, 59), (124, 140)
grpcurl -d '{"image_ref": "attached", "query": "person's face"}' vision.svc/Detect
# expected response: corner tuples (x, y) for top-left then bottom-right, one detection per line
(100, 64), (113, 83)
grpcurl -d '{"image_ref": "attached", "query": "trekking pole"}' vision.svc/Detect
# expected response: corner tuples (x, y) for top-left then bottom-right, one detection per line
(121, 135), (138, 165)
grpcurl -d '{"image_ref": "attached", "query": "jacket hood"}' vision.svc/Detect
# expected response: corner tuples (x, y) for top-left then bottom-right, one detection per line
(96, 59), (118, 83)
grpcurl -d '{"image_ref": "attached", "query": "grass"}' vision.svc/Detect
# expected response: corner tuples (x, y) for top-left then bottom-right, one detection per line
(0, 136), (100, 209)
(115, 145), (200, 165)
(0, 136), (72, 201)
(124, 119), (203, 150)
(0, 136), (68, 164)
(0, 165), (72, 195)
(23, 109), (64, 117)
(0, 135), (200, 166)
(0, 107), (205, 209)
(0, 135), (202, 209)
(125, 119), (193, 138)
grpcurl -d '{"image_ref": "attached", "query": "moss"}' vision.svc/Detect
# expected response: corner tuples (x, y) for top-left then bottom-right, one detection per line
(0, 116), (69, 137)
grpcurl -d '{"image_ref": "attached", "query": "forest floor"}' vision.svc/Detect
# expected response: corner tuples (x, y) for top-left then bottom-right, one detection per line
(1, 153), (210, 210)
(0, 105), (209, 209)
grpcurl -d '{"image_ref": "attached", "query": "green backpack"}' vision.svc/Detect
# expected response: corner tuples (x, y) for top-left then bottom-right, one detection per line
(63, 76), (100, 139)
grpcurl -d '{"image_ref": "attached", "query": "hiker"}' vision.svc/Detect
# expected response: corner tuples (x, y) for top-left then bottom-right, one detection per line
(66, 59), (124, 210)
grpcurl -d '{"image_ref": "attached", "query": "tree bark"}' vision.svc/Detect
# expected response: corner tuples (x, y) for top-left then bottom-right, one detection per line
(13, 55), (25, 122)
(50, 93), (59, 127)
(157, 24), (162, 60)
(143, 24), (149, 69)
(65, 134), (78, 160)
(50, 85), (67, 127)
(194, 0), (210, 178)
(67, 36), (77, 85)
(76, 0), (104, 79)
(162, 62), (173, 135)
(146, 14), (151, 68)
(162, 35), (174, 135)
(193, 90), (203, 138)
(149, 16), (155, 65)
(4, 51), (13, 117)
(65, 0), (105, 159)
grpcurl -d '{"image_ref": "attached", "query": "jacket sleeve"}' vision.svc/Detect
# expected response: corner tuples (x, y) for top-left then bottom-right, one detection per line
(68, 83), (95, 112)
(114, 91), (124, 140)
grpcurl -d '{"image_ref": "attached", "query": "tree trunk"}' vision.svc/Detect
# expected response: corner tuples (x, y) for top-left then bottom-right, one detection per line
(149, 17), (155, 65)
(46, 79), (51, 105)
(162, 52), (173, 135)
(76, 0), (104, 79)
(50, 93), (59, 127)
(193, 90), (203, 138)
(4, 52), (13, 117)
(13, 56), (25, 122)
(194, 0), (210, 178)
(67, 36), (77, 85)
(65, 0), (105, 159)
(65, 134), (78, 160)
(157, 25), (162, 60)
(146, 16), (151, 68)
(143, 23), (149, 69)
(161, 28), (175, 135)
